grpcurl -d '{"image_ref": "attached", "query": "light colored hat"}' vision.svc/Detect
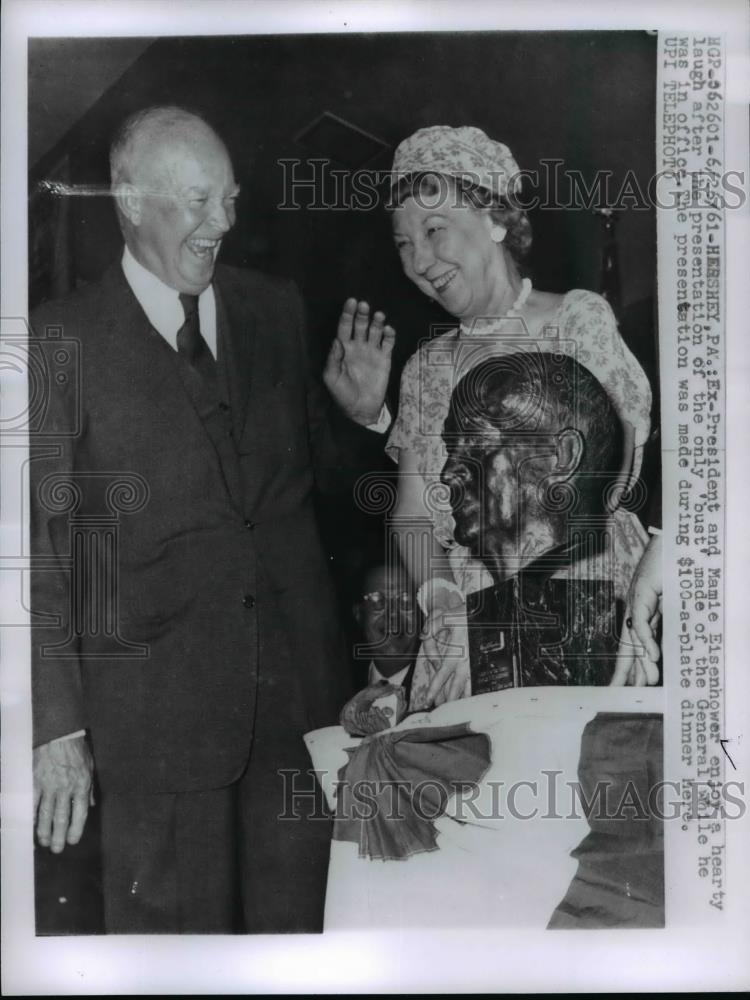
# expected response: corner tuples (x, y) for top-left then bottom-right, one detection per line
(391, 125), (521, 201)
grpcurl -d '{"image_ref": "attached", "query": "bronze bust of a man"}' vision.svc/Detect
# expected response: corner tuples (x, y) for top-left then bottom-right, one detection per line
(442, 351), (628, 690)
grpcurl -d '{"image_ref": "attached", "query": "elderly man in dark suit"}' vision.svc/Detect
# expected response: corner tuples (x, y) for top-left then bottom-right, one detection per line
(30, 106), (394, 933)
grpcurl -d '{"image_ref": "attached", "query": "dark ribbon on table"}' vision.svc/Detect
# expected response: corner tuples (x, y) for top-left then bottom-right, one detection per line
(333, 723), (492, 862)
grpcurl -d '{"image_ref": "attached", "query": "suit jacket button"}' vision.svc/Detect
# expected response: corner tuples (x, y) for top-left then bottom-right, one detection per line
(219, 401), (230, 413)
(244, 519), (255, 530)
(242, 594), (255, 609)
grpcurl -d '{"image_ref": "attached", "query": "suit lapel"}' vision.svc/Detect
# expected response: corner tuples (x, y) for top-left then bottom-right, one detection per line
(102, 263), (231, 490)
(214, 269), (256, 439)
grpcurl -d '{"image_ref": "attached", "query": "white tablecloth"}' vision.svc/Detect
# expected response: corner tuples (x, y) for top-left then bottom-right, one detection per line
(305, 687), (663, 931)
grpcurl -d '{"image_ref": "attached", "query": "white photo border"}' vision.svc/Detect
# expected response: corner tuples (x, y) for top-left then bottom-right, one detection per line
(2, 0), (749, 993)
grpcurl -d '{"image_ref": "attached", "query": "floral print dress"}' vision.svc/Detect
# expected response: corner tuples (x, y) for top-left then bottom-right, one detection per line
(387, 289), (652, 599)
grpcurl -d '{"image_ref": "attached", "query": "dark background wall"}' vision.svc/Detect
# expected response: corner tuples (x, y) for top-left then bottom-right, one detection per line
(30, 31), (657, 365)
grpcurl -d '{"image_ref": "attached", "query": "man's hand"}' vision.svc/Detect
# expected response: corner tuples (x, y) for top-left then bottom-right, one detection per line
(33, 736), (94, 853)
(611, 532), (662, 686)
(422, 605), (471, 707)
(323, 298), (395, 426)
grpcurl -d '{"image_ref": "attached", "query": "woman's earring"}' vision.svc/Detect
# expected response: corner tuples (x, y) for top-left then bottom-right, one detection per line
(490, 224), (507, 244)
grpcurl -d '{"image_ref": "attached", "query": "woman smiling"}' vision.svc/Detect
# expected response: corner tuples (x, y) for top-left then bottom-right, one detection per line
(329, 125), (652, 709)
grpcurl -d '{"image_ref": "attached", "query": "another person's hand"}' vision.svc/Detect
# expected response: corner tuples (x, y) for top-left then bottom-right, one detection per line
(611, 532), (662, 686)
(324, 298), (395, 426)
(33, 736), (94, 853)
(421, 601), (471, 708)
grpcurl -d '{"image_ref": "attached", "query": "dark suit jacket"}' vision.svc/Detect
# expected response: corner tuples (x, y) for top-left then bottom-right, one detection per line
(30, 260), (352, 795)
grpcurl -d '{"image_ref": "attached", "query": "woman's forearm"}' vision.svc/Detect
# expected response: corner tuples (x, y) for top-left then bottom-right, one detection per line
(390, 450), (456, 595)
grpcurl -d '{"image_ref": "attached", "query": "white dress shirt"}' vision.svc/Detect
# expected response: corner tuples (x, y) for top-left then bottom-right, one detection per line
(121, 245), (218, 358)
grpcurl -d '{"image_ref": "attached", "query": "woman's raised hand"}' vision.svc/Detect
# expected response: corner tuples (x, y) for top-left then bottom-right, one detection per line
(324, 298), (396, 426)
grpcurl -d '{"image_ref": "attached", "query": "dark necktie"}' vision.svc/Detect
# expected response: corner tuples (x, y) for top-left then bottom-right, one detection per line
(177, 293), (217, 387)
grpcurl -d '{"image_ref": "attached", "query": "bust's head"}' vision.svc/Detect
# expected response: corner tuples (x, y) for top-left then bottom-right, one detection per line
(441, 351), (624, 575)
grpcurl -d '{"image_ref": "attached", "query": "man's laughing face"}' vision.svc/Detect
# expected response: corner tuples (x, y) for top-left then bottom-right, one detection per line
(129, 128), (239, 294)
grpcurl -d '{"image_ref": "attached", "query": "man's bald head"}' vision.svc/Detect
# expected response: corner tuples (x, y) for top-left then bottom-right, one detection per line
(110, 106), (225, 190)
(110, 106), (239, 294)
